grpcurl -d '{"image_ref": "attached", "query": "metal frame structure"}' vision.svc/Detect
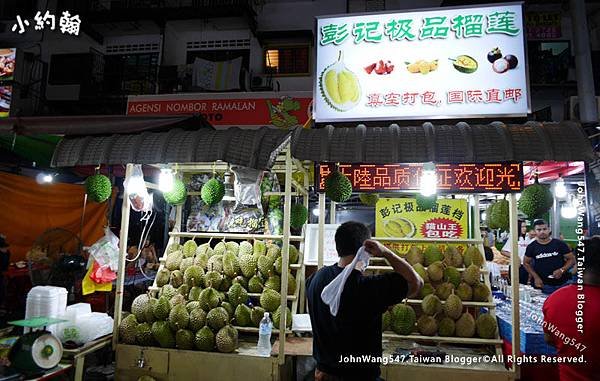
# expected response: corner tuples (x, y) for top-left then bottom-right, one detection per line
(112, 144), (310, 373)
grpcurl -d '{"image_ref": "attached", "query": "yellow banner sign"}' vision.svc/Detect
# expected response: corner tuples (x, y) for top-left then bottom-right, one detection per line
(375, 198), (468, 254)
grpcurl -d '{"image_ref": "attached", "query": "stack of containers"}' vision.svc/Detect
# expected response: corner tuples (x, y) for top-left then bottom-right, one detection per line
(24, 286), (68, 335)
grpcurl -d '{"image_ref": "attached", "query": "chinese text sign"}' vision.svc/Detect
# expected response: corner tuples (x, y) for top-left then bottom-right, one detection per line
(316, 163), (523, 193)
(375, 198), (468, 254)
(314, 3), (529, 122)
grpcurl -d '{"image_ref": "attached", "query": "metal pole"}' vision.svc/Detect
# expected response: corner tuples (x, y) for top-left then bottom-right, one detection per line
(509, 193), (521, 377)
(318, 192), (326, 269)
(571, 0), (598, 123)
(330, 201), (336, 224)
(113, 164), (133, 348)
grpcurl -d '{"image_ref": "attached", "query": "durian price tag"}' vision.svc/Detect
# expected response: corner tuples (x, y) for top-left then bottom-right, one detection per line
(315, 3), (529, 121)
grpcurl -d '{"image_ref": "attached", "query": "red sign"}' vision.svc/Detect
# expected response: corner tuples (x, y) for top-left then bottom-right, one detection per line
(421, 218), (464, 238)
(126, 92), (312, 128)
(316, 163), (523, 193)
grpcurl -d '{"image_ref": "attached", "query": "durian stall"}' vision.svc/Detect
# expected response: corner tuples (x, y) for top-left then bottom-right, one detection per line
(52, 126), (309, 380)
(49, 120), (594, 381)
(290, 122), (595, 381)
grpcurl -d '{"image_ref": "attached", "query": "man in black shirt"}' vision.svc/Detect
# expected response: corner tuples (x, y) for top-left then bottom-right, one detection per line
(523, 219), (575, 289)
(306, 222), (423, 381)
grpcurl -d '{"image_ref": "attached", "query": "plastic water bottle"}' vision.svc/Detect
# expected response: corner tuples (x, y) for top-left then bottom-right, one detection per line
(257, 312), (272, 357)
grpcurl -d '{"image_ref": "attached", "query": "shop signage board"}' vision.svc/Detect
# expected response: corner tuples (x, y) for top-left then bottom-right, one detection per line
(525, 12), (561, 40)
(316, 162), (523, 193)
(0, 48), (16, 118)
(375, 198), (468, 254)
(314, 3), (529, 122)
(126, 91), (312, 129)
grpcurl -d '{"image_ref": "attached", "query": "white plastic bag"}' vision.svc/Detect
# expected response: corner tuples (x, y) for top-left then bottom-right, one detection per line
(124, 164), (153, 212)
(321, 247), (370, 316)
(89, 227), (120, 271)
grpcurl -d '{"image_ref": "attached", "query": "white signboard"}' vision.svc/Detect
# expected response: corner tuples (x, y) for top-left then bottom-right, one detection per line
(314, 3), (530, 122)
(304, 224), (340, 266)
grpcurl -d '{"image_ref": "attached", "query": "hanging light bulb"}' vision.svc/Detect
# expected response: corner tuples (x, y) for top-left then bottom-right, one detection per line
(312, 207), (320, 217)
(481, 211), (487, 221)
(158, 168), (174, 193)
(554, 176), (567, 199)
(560, 196), (577, 219)
(126, 175), (146, 195)
(420, 162), (437, 197)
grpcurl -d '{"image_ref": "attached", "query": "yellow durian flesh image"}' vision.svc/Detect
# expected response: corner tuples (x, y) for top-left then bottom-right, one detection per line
(319, 51), (361, 111)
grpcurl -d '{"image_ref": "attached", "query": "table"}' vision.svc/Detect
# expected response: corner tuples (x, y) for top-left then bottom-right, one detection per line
(25, 363), (72, 381)
(62, 335), (112, 381)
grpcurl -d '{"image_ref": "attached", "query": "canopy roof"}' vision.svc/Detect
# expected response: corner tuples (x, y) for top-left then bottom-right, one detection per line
(290, 121), (594, 164)
(49, 121), (595, 169)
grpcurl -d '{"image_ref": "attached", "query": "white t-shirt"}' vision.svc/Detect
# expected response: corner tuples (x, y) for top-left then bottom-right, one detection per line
(502, 234), (534, 264)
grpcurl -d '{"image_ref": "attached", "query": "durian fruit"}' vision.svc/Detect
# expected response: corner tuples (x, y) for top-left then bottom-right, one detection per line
(359, 193), (379, 207)
(232, 275), (248, 289)
(421, 294), (442, 316)
(225, 241), (239, 256)
(207, 307), (229, 331)
(456, 282), (473, 301)
(319, 51), (361, 111)
(289, 245), (300, 264)
(518, 178), (554, 219)
(463, 265), (481, 286)
(207, 255), (224, 273)
(159, 284), (177, 300)
(155, 268), (170, 287)
(443, 246), (463, 268)
(85, 174), (112, 203)
(424, 245), (444, 266)
(215, 325), (238, 353)
(227, 283), (248, 307)
(435, 282), (454, 300)
(324, 170), (352, 202)
(266, 244), (281, 261)
(258, 256), (275, 278)
(213, 241), (226, 257)
(165, 250), (183, 271)
(248, 275), (264, 293)
(464, 246), (484, 267)
(250, 306), (266, 327)
(260, 289), (281, 312)
(177, 284), (190, 297)
(169, 270), (184, 288)
(415, 194), (437, 211)
(417, 315), (438, 336)
(169, 294), (185, 308)
(444, 267), (462, 288)
(443, 294), (463, 320)
(119, 314), (138, 344)
(163, 179), (187, 205)
(239, 241), (253, 257)
(253, 240), (267, 258)
(264, 275), (281, 292)
(153, 296), (171, 321)
(286, 272), (296, 295)
(223, 252), (240, 278)
(152, 321), (175, 348)
(135, 322), (154, 346)
(427, 261), (445, 282)
(438, 317), (455, 337)
(196, 242), (213, 257)
(382, 310), (391, 331)
(144, 298), (157, 323)
(131, 294), (150, 323)
(476, 313), (498, 339)
(391, 304), (416, 335)
(203, 270), (223, 290)
(472, 283), (491, 302)
(290, 204), (308, 229)
(179, 257), (194, 274)
(406, 246), (424, 265)
(182, 240), (197, 258)
(188, 308), (207, 332)
(186, 301), (201, 313)
(201, 178), (225, 206)
(195, 326), (215, 351)
(199, 287), (221, 312)
(486, 203), (497, 228)
(413, 263), (429, 282)
(234, 304), (252, 327)
(221, 302), (234, 318)
(420, 283), (435, 298)
(455, 312), (476, 338)
(490, 200), (509, 231)
(175, 329), (195, 350)
(273, 306), (292, 329)
(184, 265), (204, 287)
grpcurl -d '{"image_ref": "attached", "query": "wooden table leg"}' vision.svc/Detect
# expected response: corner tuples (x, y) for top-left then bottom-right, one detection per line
(74, 355), (85, 381)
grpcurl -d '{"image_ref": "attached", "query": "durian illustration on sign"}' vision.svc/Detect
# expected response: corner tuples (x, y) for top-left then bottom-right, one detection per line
(319, 51), (361, 111)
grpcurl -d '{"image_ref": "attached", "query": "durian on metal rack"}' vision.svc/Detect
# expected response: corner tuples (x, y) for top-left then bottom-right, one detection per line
(112, 145), (311, 370)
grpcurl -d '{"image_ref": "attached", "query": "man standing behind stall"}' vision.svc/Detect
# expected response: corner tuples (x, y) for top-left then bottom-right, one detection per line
(523, 219), (575, 290)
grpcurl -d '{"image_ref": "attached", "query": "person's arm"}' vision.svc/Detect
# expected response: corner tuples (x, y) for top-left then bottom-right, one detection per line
(500, 237), (512, 258)
(364, 239), (423, 298)
(552, 251), (576, 279)
(523, 246), (543, 288)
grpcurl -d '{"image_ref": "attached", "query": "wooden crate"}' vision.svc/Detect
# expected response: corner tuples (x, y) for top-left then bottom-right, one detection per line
(116, 344), (292, 381)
